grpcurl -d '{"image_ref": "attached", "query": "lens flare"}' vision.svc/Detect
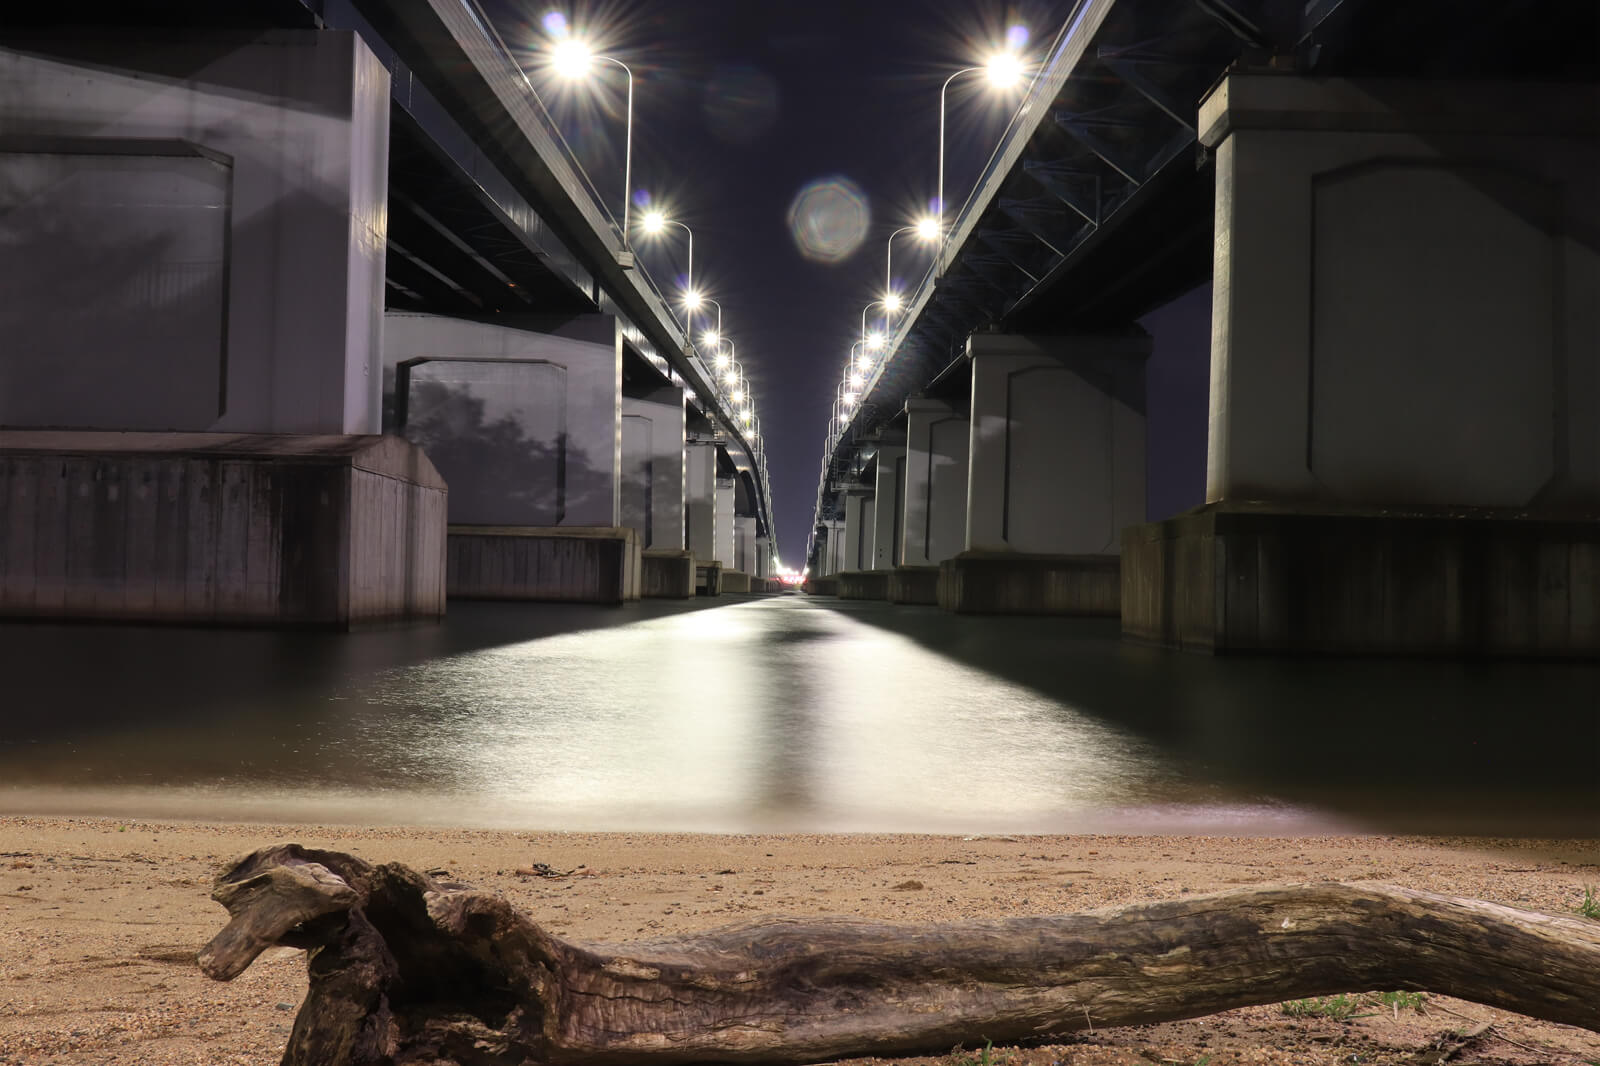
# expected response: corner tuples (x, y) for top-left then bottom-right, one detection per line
(641, 209), (666, 233)
(865, 331), (885, 351)
(786, 176), (870, 264)
(1005, 24), (1031, 52)
(714, 351), (731, 369)
(541, 10), (570, 38)
(915, 216), (940, 240)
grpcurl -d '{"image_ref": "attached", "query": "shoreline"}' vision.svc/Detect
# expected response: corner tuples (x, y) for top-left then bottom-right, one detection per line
(2, 816), (1597, 1064)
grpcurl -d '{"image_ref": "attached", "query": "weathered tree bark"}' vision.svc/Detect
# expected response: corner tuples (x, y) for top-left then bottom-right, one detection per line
(200, 845), (1600, 1065)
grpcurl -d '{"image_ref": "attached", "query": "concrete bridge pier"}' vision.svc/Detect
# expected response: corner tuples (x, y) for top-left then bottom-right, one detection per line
(836, 483), (885, 599)
(1122, 73), (1600, 656)
(623, 385), (692, 599)
(684, 439), (722, 594)
(892, 398), (969, 604)
(0, 32), (445, 627)
(385, 312), (641, 605)
(940, 331), (1149, 614)
(806, 518), (845, 594)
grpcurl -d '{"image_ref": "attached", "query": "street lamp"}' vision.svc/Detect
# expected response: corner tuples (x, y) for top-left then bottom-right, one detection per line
(883, 217), (941, 311)
(550, 38), (635, 256)
(640, 209), (695, 326)
(937, 50), (1026, 275)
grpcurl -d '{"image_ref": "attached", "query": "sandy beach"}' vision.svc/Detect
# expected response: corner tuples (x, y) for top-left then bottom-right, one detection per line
(0, 817), (1596, 1065)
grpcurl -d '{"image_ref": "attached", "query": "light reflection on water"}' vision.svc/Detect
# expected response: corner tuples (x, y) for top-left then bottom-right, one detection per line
(1, 596), (1593, 835)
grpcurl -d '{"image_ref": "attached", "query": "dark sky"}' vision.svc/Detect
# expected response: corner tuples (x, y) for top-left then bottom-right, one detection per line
(490, 0), (1209, 562)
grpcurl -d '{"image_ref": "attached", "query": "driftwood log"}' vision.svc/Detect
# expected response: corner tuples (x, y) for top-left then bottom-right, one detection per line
(199, 845), (1600, 1065)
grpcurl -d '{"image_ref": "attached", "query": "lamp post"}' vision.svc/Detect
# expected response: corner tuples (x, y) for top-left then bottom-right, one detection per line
(694, 296), (724, 339)
(551, 39), (635, 256)
(884, 217), (941, 309)
(936, 51), (1025, 276)
(641, 209), (696, 331)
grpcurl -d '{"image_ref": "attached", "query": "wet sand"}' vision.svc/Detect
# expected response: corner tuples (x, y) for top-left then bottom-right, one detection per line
(1, 816), (1597, 1065)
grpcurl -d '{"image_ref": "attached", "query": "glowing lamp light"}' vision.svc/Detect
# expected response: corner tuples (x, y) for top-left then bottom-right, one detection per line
(842, 393), (857, 408)
(731, 387), (744, 404)
(551, 38), (595, 78)
(702, 329), (720, 346)
(714, 351), (731, 369)
(882, 291), (902, 313)
(722, 370), (736, 384)
(985, 51), (1024, 89)
(850, 372), (865, 387)
(683, 289), (703, 310)
(865, 331), (885, 351)
(856, 354), (873, 371)
(641, 209), (667, 234)
(915, 216), (940, 241)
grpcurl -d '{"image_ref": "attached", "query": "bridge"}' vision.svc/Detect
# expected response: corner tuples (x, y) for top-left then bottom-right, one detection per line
(0, 0), (779, 625)
(806, 0), (1600, 657)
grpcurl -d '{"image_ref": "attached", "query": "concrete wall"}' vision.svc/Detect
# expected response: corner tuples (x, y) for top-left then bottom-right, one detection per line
(965, 332), (1149, 555)
(843, 490), (876, 572)
(1123, 505), (1600, 656)
(1202, 75), (1600, 509)
(621, 386), (685, 550)
(735, 515), (757, 575)
(384, 312), (621, 527)
(0, 33), (388, 436)
(871, 443), (906, 571)
(714, 476), (736, 567)
(685, 440), (717, 562)
(447, 526), (640, 604)
(902, 398), (969, 567)
(0, 432), (445, 626)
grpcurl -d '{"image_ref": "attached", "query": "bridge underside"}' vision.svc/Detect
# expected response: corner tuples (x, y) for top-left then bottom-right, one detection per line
(839, 0), (1600, 459)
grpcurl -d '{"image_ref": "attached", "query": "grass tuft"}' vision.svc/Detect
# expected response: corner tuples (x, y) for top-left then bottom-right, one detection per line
(1578, 885), (1600, 920)
(1281, 991), (1427, 1021)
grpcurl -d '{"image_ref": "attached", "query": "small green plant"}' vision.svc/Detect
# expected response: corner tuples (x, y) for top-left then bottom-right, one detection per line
(947, 1040), (1005, 1066)
(1281, 994), (1367, 1021)
(1577, 885), (1600, 920)
(1283, 991), (1426, 1021)
(1375, 991), (1427, 1013)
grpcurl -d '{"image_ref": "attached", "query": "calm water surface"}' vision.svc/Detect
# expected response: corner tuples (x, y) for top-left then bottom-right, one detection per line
(1, 594), (1595, 835)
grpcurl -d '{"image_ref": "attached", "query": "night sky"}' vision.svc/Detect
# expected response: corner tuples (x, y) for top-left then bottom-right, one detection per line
(489, 0), (1211, 562)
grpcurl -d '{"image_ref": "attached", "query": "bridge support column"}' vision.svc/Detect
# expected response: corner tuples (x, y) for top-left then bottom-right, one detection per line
(838, 485), (886, 600)
(0, 33), (447, 626)
(685, 441), (717, 557)
(940, 331), (1149, 614)
(385, 312), (641, 605)
(871, 440), (906, 573)
(624, 386), (692, 599)
(1122, 74), (1600, 656)
(714, 477), (737, 570)
(892, 398), (969, 604)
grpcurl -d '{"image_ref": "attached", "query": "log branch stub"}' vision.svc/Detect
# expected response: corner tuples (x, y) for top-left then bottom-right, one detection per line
(200, 847), (1600, 1065)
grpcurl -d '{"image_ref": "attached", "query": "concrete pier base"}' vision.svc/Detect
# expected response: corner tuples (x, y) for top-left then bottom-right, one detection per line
(1122, 504), (1600, 657)
(447, 526), (640, 605)
(721, 570), (752, 593)
(888, 566), (940, 605)
(805, 576), (839, 596)
(0, 432), (445, 627)
(938, 551), (1120, 615)
(641, 549), (694, 599)
(695, 561), (722, 597)
(838, 570), (890, 600)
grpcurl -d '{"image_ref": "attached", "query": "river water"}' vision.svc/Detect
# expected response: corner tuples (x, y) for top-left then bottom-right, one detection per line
(1, 594), (1594, 835)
